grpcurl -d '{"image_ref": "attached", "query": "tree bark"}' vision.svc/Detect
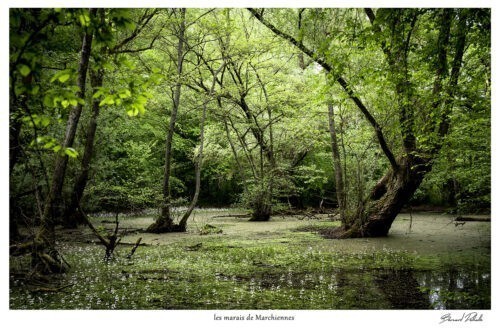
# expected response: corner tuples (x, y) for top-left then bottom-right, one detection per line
(178, 63), (225, 229)
(9, 112), (23, 176)
(147, 8), (186, 233)
(324, 156), (430, 238)
(249, 8), (468, 238)
(34, 9), (95, 272)
(65, 68), (104, 228)
(218, 32), (274, 221)
(327, 103), (347, 225)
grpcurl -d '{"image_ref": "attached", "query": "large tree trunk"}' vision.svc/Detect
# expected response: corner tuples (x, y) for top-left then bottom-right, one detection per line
(34, 11), (95, 272)
(249, 8), (468, 238)
(326, 156), (430, 238)
(64, 68), (104, 228)
(147, 8), (186, 233)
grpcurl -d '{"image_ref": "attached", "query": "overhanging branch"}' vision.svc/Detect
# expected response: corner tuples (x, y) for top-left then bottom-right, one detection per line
(248, 8), (399, 171)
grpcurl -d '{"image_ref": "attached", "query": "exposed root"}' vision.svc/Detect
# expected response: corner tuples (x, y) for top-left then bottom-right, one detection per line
(319, 225), (364, 239)
(32, 247), (71, 274)
(10, 241), (34, 256)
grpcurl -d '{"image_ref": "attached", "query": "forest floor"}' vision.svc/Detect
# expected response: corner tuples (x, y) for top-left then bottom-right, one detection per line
(9, 209), (491, 309)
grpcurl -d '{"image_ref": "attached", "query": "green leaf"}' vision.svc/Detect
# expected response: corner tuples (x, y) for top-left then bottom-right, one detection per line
(93, 89), (104, 99)
(124, 20), (136, 31)
(118, 89), (131, 98)
(30, 85), (40, 95)
(64, 147), (79, 158)
(78, 13), (91, 27)
(41, 117), (50, 127)
(18, 64), (31, 77)
(50, 69), (73, 83)
(43, 95), (54, 107)
(99, 95), (115, 106)
(14, 84), (26, 96)
(102, 61), (114, 71)
(58, 73), (71, 83)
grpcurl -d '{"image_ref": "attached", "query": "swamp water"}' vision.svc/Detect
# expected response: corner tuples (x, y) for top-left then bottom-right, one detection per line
(170, 265), (490, 309)
(10, 211), (490, 309)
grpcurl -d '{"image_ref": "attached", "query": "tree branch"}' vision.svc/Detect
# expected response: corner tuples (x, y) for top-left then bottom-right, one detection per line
(438, 10), (467, 139)
(248, 8), (399, 171)
(110, 9), (159, 53)
(364, 8), (376, 24)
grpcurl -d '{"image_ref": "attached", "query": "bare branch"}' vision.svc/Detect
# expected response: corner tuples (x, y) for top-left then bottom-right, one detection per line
(110, 9), (160, 53)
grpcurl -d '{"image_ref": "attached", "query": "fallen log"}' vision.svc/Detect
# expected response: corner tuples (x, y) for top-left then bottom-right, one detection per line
(211, 213), (251, 219)
(455, 216), (491, 222)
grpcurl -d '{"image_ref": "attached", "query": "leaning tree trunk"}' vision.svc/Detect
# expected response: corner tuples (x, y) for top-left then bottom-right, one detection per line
(327, 156), (430, 238)
(249, 8), (468, 239)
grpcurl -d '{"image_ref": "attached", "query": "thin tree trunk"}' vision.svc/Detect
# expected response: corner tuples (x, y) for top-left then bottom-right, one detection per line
(10, 97), (25, 241)
(179, 63), (225, 229)
(41, 11), (94, 231)
(327, 103), (347, 225)
(178, 100), (206, 230)
(223, 117), (246, 181)
(9, 114), (23, 176)
(65, 68), (104, 228)
(34, 9), (95, 273)
(147, 8), (186, 233)
(250, 69), (275, 221)
(297, 9), (306, 70)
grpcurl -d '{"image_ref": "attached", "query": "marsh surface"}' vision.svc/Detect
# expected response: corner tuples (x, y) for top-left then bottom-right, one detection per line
(10, 210), (490, 309)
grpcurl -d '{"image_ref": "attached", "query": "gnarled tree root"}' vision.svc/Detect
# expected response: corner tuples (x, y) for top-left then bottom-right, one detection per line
(32, 248), (70, 274)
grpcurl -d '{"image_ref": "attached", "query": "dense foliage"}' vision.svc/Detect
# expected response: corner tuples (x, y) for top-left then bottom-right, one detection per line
(10, 8), (490, 239)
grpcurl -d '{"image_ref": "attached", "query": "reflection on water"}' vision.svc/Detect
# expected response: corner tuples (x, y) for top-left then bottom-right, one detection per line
(216, 266), (490, 309)
(414, 267), (490, 309)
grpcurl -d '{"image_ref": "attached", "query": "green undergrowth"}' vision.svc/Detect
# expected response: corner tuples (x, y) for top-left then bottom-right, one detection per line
(9, 213), (490, 309)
